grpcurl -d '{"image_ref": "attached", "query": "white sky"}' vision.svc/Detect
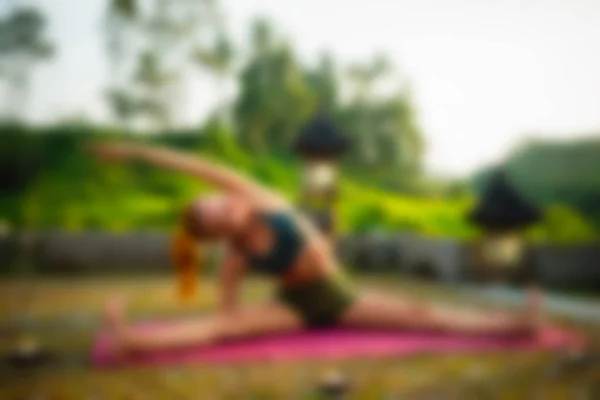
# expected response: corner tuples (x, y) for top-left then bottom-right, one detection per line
(15, 0), (600, 177)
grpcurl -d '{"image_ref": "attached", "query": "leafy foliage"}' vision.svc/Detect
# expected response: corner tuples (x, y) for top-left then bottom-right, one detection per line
(0, 1), (596, 244)
(472, 136), (600, 231)
(1, 126), (596, 243)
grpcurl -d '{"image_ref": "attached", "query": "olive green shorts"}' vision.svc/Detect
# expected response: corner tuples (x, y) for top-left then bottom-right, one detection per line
(276, 275), (357, 327)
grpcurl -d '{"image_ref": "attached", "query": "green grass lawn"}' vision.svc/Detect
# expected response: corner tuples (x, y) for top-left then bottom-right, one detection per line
(0, 275), (598, 399)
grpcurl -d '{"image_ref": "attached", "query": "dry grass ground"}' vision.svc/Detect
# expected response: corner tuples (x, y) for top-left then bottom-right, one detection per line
(0, 275), (598, 399)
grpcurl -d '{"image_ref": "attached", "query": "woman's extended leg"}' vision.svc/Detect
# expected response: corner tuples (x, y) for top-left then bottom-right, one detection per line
(339, 287), (543, 335)
(103, 297), (304, 353)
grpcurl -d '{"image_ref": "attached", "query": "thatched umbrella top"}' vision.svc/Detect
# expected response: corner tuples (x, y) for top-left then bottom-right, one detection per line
(468, 169), (543, 231)
(293, 112), (349, 159)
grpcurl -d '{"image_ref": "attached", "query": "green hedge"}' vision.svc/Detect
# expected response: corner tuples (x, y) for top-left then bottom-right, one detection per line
(0, 124), (597, 243)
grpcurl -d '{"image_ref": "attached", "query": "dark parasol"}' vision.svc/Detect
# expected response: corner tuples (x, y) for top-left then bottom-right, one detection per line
(292, 112), (349, 159)
(468, 168), (543, 231)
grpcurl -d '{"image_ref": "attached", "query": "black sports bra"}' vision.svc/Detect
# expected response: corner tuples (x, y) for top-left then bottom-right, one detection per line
(243, 212), (305, 276)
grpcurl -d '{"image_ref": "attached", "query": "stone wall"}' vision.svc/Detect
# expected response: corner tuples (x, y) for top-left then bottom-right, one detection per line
(2, 231), (599, 290)
(0, 234), (18, 273)
(337, 235), (467, 283)
(5, 231), (171, 275)
(531, 243), (600, 290)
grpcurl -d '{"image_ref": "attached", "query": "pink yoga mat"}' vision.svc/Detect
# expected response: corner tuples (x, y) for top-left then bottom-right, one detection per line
(92, 323), (585, 368)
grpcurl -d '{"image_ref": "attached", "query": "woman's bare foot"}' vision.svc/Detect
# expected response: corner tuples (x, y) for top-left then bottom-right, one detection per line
(525, 286), (544, 331)
(510, 286), (544, 334)
(486, 287), (544, 336)
(103, 295), (131, 355)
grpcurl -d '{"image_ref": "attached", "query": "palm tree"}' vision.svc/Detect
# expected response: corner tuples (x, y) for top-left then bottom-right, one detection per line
(0, 6), (54, 121)
(194, 27), (234, 127)
(346, 54), (391, 164)
(103, 0), (139, 129)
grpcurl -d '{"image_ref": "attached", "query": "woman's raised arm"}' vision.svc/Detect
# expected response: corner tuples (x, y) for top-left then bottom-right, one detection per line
(88, 142), (282, 204)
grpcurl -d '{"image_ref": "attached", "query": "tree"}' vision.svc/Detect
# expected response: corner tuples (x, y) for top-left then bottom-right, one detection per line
(336, 54), (423, 188)
(193, 14), (234, 127)
(234, 19), (316, 153)
(346, 54), (391, 104)
(345, 54), (392, 165)
(132, 50), (178, 130)
(304, 52), (339, 112)
(103, 0), (139, 129)
(103, 0), (220, 131)
(0, 5), (54, 121)
(473, 136), (600, 229)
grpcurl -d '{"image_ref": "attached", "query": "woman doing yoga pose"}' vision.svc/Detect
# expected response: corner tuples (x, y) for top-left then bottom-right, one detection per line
(89, 142), (543, 354)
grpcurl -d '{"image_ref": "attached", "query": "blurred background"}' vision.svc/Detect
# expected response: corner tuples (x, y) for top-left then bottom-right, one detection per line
(0, 0), (599, 398)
